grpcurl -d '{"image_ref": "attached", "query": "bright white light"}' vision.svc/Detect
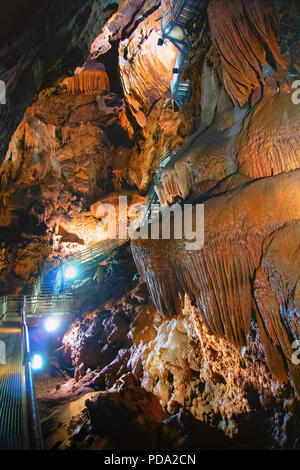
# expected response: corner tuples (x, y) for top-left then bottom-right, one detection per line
(45, 317), (60, 333)
(64, 266), (77, 279)
(32, 354), (43, 371)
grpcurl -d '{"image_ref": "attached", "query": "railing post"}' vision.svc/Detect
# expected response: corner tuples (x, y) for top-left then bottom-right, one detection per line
(0, 297), (3, 322)
(1, 295), (8, 321)
(21, 296), (44, 450)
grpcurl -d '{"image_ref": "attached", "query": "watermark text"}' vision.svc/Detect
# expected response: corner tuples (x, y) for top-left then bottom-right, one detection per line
(96, 196), (205, 250)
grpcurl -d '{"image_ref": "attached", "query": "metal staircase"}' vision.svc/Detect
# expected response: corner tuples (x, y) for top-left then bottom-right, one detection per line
(0, 237), (127, 323)
(38, 268), (59, 296)
(138, 147), (180, 226)
(0, 238), (129, 449)
(0, 236), (128, 449)
(159, 147), (179, 168)
(64, 237), (125, 267)
(161, 0), (205, 105)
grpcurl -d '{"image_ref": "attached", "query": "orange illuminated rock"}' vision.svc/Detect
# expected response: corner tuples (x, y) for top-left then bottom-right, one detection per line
(237, 92), (300, 179)
(90, 0), (147, 57)
(154, 106), (243, 205)
(90, 191), (145, 239)
(207, 0), (286, 106)
(154, 88), (300, 206)
(90, 191), (145, 218)
(119, 26), (177, 127)
(2, 0), (300, 449)
(132, 169), (300, 390)
(61, 66), (110, 95)
(91, 0), (176, 127)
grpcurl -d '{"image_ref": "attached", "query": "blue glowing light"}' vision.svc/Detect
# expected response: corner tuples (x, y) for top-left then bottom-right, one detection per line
(64, 265), (77, 280)
(32, 354), (43, 371)
(45, 317), (60, 333)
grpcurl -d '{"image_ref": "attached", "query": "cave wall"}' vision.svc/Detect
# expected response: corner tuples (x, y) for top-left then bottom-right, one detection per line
(0, 0), (121, 164)
(1, 0), (300, 450)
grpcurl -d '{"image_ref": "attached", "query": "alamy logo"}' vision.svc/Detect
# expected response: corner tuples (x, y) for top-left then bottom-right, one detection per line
(0, 80), (6, 105)
(292, 80), (300, 105)
(96, 196), (205, 251)
(0, 340), (6, 364)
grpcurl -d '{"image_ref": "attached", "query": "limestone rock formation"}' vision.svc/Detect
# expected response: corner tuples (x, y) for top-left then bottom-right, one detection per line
(0, 0), (118, 164)
(59, 282), (300, 448)
(132, 171), (300, 392)
(1, 0), (300, 451)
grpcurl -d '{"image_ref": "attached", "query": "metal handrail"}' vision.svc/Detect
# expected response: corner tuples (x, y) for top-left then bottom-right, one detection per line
(0, 235), (127, 321)
(7, 294), (73, 300)
(0, 296), (7, 321)
(65, 238), (125, 265)
(161, 0), (204, 105)
(136, 147), (181, 227)
(21, 297), (44, 450)
(1, 293), (74, 319)
(69, 237), (124, 258)
(159, 147), (179, 167)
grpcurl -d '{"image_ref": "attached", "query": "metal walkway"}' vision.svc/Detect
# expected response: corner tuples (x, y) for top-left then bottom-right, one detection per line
(0, 326), (26, 449)
(161, 0), (205, 105)
(0, 294), (74, 320)
(53, 237), (127, 294)
(138, 148), (180, 227)
(0, 238), (128, 321)
(0, 306), (43, 450)
(64, 237), (126, 267)
(0, 237), (127, 448)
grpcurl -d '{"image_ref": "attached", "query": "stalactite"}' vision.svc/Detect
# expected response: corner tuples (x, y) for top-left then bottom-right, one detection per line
(112, 169), (125, 190)
(62, 70), (110, 95)
(254, 269), (288, 353)
(155, 162), (193, 206)
(253, 223), (300, 394)
(23, 122), (39, 150)
(155, 90), (300, 207)
(132, 170), (300, 386)
(133, 235), (261, 349)
(207, 0), (286, 106)
(243, 0), (285, 68)
(1, 113), (57, 187)
(118, 109), (134, 138)
(237, 93), (300, 179)
(61, 126), (71, 145)
(254, 302), (288, 385)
